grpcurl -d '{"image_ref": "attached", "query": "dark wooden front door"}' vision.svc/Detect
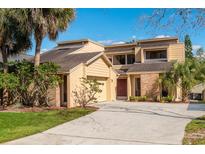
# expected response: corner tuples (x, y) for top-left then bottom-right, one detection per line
(117, 79), (127, 96)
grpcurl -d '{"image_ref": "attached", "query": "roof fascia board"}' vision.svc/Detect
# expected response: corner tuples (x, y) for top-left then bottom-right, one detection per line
(138, 37), (178, 43)
(105, 43), (137, 48)
(69, 63), (84, 74)
(126, 71), (166, 75)
(85, 52), (113, 67)
(105, 50), (134, 55)
(57, 39), (104, 47)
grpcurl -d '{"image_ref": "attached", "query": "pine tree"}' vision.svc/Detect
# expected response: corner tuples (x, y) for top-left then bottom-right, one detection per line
(184, 35), (193, 59)
(196, 47), (204, 59)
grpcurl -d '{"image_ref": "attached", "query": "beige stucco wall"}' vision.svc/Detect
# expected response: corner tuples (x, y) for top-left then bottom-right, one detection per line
(67, 64), (85, 108)
(48, 84), (61, 107)
(168, 43), (185, 62)
(109, 68), (117, 101)
(72, 41), (104, 54)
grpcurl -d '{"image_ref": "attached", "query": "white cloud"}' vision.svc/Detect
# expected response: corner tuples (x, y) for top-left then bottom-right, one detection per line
(98, 40), (125, 45)
(98, 40), (114, 45)
(155, 35), (171, 38)
(132, 35), (136, 39)
(41, 48), (48, 53)
(112, 41), (125, 45)
(192, 45), (201, 51)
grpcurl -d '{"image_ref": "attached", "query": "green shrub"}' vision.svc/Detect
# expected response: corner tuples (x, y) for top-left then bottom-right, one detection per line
(0, 73), (19, 90)
(129, 96), (147, 102)
(73, 77), (103, 108)
(129, 96), (136, 101)
(137, 96), (147, 101)
(0, 61), (61, 107)
(161, 96), (173, 103)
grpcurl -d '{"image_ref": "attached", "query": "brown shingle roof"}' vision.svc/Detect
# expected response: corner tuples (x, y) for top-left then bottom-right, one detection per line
(127, 62), (173, 73)
(40, 48), (79, 61)
(115, 69), (128, 75)
(40, 48), (102, 72)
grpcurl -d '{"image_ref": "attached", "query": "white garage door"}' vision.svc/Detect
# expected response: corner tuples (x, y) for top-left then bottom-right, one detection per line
(87, 76), (107, 102)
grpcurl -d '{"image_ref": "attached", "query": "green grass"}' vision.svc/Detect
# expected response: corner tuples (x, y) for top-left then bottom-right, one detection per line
(190, 101), (205, 104)
(183, 116), (205, 144)
(0, 108), (95, 143)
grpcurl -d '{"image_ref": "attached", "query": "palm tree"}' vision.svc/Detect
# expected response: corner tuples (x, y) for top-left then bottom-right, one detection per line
(28, 9), (75, 66)
(161, 59), (205, 103)
(0, 9), (32, 107)
(0, 9), (32, 73)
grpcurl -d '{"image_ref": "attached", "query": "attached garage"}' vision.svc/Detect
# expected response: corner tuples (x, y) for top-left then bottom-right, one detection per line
(86, 56), (112, 102)
(87, 76), (108, 102)
(40, 39), (117, 108)
(46, 50), (117, 108)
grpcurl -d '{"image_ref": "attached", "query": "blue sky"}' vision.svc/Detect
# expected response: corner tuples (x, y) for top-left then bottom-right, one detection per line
(28, 8), (205, 55)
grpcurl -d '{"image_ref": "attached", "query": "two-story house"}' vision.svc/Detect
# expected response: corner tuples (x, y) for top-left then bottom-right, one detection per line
(39, 37), (185, 108)
(104, 37), (184, 101)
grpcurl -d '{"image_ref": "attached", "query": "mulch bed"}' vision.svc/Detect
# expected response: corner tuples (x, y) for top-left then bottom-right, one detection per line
(0, 105), (99, 113)
(0, 106), (67, 113)
(183, 130), (205, 144)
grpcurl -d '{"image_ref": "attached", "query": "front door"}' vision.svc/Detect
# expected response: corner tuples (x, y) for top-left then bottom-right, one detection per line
(117, 79), (127, 96)
(60, 75), (67, 107)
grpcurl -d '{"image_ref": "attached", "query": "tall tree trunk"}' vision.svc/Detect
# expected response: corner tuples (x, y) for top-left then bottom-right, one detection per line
(1, 48), (8, 73)
(182, 89), (189, 103)
(34, 39), (42, 67)
(0, 47), (8, 109)
(33, 38), (42, 106)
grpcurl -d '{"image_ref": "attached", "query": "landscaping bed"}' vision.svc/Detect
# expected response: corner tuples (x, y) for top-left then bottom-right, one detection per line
(0, 107), (96, 143)
(183, 116), (205, 145)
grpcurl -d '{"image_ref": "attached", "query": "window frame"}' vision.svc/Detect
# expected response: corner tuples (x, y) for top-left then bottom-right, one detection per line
(145, 50), (167, 60)
(127, 54), (135, 64)
(113, 54), (126, 65)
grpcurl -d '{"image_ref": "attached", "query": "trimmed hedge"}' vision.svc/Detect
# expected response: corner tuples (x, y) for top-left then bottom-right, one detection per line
(129, 96), (147, 102)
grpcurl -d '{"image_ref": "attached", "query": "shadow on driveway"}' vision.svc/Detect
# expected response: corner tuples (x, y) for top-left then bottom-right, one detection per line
(99, 106), (196, 120)
(187, 103), (205, 111)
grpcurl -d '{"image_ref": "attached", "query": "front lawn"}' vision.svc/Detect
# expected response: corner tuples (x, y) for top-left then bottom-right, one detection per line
(0, 108), (95, 143)
(183, 116), (205, 144)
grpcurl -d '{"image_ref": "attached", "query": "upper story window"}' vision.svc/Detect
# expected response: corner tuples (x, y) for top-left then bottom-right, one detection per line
(113, 55), (126, 65)
(108, 57), (112, 63)
(145, 50), (167, 59)
(127, 54), (135, 64)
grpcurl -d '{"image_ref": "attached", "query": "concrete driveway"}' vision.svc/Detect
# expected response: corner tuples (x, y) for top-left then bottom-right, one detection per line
(6, 101), (205, 145)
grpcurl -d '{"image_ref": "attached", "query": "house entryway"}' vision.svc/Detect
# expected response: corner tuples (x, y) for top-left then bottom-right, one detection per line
(59, 75), (68, 107)
(117, 78), (127, 99)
